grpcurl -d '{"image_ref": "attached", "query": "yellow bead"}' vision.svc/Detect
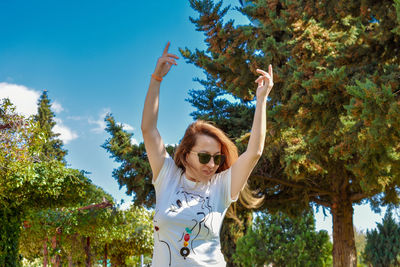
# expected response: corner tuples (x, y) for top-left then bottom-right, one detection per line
(184, 241), (189, 247)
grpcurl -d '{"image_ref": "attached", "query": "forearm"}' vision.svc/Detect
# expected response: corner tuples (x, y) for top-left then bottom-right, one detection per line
(246, 95), (267, 158)
(141, 77), (161, 133)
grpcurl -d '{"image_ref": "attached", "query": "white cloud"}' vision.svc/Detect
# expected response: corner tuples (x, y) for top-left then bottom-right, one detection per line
(53, 118), (78, 144)
(0, 82), (78, 144)
(0, 82), (40, 117)
(89, 108), (111, 133)
(67, 116), (85, 121)
(52, 101), (64, 113)
(131, 137), (139, 145)
(120, 201), (132, 211)
(122, 123), (134, 131)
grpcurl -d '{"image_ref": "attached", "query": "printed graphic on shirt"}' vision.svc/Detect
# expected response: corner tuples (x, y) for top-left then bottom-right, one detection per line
(153, 186), (214, 265)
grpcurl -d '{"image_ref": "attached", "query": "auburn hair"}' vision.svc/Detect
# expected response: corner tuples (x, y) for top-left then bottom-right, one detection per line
(174, 120), (238, 173)
(174, 120), (264, 221)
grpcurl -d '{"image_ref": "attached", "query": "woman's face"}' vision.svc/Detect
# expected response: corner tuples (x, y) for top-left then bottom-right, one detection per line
(185, 134), (222, 183)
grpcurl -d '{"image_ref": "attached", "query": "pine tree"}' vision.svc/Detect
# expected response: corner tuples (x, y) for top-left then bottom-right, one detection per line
(179, 0), (400, 266)
(102, 114), (176, 207)
(34, 90), (67, 162)
(363, 209), (400, 266)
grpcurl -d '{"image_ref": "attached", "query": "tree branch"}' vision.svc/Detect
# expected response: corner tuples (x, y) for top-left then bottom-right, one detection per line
(258, 175), (334, 196)
(310, 196), (331, 208)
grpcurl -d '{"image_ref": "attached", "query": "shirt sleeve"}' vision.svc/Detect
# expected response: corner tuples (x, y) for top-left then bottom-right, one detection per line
(215, 167), (239, 208)
(152, 155), (178, 194)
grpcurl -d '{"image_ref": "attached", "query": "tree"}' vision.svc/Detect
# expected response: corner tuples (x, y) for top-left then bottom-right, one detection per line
(34, 90), (67, 163)
(0, 98), (90, 266)
(234, 210), (332, 267)
(180, 0), (400, 266)
(363, 208), (400, 267)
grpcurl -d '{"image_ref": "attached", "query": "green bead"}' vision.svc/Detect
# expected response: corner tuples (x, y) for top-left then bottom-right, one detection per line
(185, 227), (192, 234)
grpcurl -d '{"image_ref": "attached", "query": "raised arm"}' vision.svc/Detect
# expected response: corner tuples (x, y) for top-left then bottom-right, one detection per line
(141, 42), (179, 180)
(231, 65), (274, 199)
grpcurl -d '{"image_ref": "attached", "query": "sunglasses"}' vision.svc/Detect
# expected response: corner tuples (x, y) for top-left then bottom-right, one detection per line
(190, 151), (226, 166)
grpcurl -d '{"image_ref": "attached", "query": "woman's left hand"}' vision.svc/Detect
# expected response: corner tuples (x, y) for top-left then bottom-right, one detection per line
(255, 64), (274, 99)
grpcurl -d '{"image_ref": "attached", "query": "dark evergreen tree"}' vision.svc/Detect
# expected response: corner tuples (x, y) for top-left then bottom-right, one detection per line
(102, 114), (175, 208)
(363, 209), (400, 266)
(234, 210), (332, 267)
(34, 90), (67, 162)
(179, 0), (400, 266)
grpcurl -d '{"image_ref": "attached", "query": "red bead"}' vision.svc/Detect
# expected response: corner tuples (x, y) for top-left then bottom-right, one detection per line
(155, 226), (159, 231)
(184, 233), (190, 241)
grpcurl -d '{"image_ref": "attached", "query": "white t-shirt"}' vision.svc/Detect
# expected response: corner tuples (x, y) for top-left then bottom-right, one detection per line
(151, 156), (237, 267)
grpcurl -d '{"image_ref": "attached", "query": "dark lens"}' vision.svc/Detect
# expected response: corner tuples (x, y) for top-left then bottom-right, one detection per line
(198, 153), (211, 164)
(214, 155), (225, 166)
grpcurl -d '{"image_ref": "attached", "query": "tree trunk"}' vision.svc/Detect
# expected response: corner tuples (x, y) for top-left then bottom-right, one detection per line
(43, 237), (48, 267)
(332, 199), (357, 267)
(68, 252), (73, 267)
(85, 236), (91, 267)
(104, 243), (108, 267)
(51, 234), (61, 267)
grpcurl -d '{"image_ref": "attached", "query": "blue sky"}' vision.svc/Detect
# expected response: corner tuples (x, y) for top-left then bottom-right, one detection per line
(0, 0), (389, 236)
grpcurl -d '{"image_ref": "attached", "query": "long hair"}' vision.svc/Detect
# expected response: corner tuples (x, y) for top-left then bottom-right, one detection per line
(174, 120), (264, 220)
(174, 120), (238, 173)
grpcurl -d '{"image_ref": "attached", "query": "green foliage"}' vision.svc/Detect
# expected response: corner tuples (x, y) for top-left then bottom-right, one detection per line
(0, 207), (22, 267)
(187, 73), (255, 139)
(0, 98), (90, 265)
(103, 114), (154, 207)
(0, 98), (90, 209)
(234, 210), (332, 267)
(102, 205), (154, 265)
(363, 209), (400, 267)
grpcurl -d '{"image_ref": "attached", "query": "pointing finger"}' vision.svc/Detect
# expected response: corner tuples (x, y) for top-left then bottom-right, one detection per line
(162, 42), (170, 56)
(269, 64), (273, 82)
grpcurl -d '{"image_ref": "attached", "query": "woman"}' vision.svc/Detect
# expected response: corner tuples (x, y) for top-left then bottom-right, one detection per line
(141, 42), (273, 266)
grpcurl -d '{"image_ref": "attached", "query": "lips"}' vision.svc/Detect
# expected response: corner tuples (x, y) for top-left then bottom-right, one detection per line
(202, 169), (213, 176)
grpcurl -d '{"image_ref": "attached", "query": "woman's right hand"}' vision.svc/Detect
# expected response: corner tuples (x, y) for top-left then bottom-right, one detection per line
(153, 42), (179, 78)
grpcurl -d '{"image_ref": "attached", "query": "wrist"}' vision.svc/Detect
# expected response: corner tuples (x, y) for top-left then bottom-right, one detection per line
(256, 93), (268, 102)
(151, 73), (163, 82)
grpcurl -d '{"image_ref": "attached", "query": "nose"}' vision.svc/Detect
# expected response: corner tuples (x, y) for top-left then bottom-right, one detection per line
(206, 157), (216, 168)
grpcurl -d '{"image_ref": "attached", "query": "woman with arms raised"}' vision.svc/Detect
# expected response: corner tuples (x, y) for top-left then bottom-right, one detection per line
(141, 42), (273, 267)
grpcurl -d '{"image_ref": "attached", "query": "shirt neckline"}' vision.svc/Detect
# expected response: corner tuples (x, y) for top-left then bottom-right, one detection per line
(182, 173), (211, 190)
